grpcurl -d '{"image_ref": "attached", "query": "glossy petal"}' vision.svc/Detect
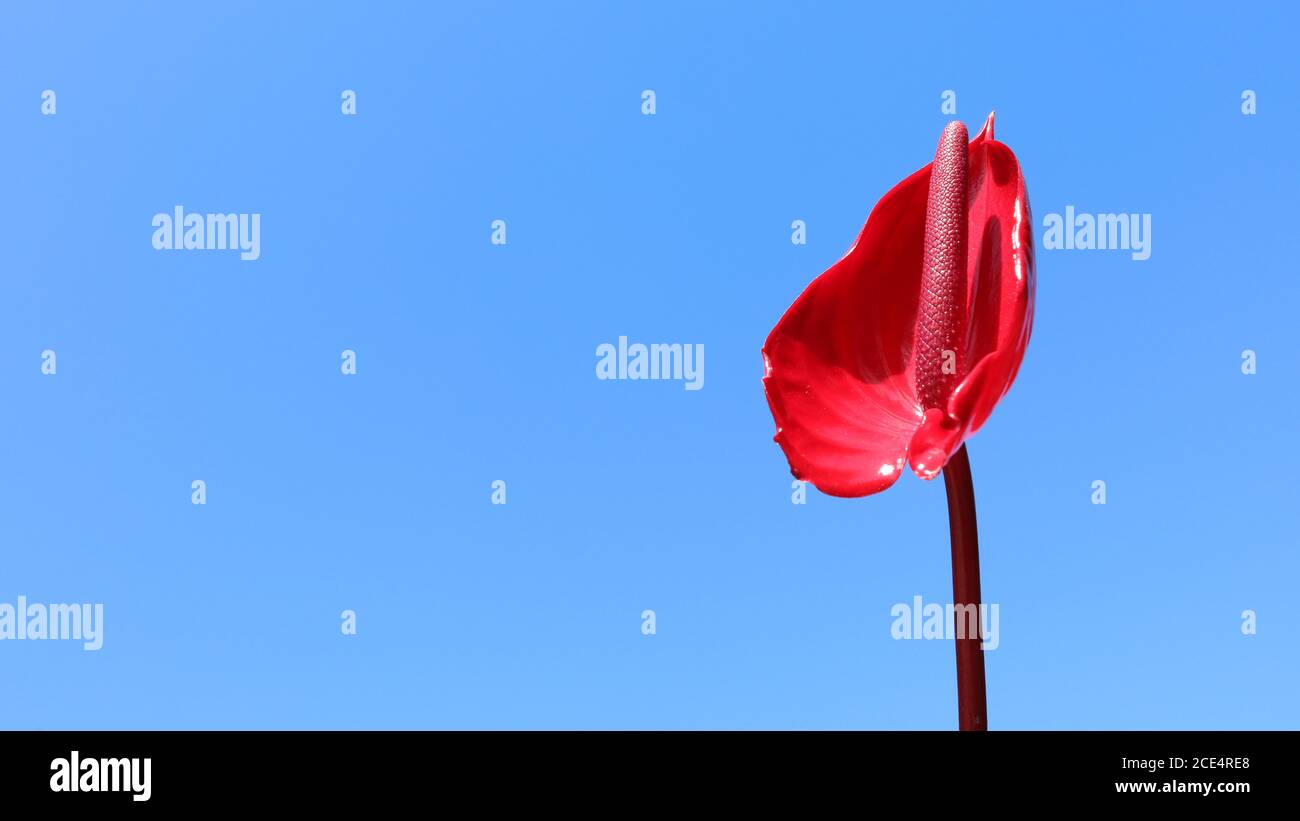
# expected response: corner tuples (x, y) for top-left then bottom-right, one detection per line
(762, 162), (929, 497)
(960, 131), (1035, 437)
(764, 113), (1035, 495)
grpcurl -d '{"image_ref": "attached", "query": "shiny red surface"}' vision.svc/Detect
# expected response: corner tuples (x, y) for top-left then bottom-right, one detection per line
(762, 113), (1034, 497)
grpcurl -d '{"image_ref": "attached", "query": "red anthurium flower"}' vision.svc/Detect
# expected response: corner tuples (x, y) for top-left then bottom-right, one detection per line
(762, 113), (1034, 498)
(762, 114), (1035, 730)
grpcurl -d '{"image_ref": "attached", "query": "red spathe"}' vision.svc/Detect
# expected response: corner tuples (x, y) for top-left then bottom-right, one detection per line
(762, 113), (1035, 497)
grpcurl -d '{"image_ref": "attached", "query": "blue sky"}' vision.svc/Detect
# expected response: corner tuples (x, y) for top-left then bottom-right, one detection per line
(1, 2), (1296, 729)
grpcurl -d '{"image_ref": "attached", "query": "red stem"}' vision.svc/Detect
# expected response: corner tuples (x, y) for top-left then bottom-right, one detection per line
(943, 444), (988, 731)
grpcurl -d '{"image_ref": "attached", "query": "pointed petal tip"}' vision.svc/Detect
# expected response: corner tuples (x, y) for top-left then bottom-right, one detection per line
(907, 409), (964, 481)
(909, 448), (946, 481)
